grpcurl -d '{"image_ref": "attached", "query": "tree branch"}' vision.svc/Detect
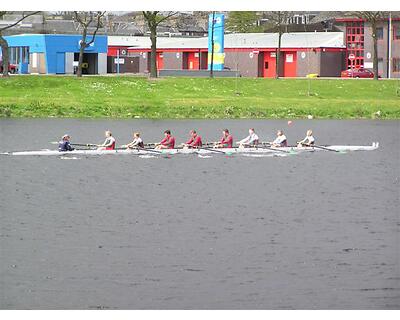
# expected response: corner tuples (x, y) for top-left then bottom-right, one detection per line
(156, 11), (178, 26)
(87, 11), (105, 45)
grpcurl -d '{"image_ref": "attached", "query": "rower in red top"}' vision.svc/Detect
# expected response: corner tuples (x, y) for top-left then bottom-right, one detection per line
(182, 130), (202, 148)
(155, 130), (175, 150)
(215, 129), (233, 148)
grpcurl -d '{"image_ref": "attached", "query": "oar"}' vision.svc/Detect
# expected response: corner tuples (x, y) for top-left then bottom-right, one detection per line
(258, 143), (296, 154)
(312, 144), (346, 153)
(199, 147), (233, 155)
(117, 146), (163, 154)
(50, 142), (97, 148)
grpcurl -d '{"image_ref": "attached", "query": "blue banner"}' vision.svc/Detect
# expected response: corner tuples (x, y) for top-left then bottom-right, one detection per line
(208, 13), (225, 71)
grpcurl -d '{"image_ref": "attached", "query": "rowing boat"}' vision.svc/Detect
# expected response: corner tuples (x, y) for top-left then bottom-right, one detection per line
(0, 142), (379, 156)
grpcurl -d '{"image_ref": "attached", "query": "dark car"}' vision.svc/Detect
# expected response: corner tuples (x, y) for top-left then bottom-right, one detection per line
(341, 68), (374, 78)
(0, 60), (18, 74)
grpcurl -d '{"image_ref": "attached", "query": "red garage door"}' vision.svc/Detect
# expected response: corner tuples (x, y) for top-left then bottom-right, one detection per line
(187, 52), (199, 70)
(156, 53), (164, 70)
(283, 52), (297, 77)
(263, 52), (276, 78)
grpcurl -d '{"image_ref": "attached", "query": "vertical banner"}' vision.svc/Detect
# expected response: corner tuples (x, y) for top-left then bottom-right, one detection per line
(208, 13), (225, 71)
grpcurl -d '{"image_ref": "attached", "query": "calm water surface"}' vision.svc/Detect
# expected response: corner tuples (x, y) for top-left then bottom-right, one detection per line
(0, 119), (399, 309)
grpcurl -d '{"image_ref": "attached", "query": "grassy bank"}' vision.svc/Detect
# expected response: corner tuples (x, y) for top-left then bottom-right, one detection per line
(0, 76), (399, 119)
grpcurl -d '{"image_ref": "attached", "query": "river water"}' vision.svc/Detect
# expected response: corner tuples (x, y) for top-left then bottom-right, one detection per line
(0, 119), (399, 309)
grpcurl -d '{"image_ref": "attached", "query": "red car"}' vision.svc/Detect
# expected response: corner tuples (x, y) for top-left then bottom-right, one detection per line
(341, 68), (374, 78)
(0, 61), (18, 74)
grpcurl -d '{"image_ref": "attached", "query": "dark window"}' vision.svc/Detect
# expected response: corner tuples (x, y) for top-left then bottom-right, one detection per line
(264, 62), (269, 69)
(394, 27), (400, 40)
(376, 27), (384, 40)
(393, 58), (400, 72)
(378, 58), (384, 74)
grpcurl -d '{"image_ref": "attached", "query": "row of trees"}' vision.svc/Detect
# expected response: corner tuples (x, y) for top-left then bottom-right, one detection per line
(0, 11), (388, 79)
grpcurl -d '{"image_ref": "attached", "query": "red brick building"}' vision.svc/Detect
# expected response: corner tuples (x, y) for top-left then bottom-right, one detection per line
(108, 32), (347, 77)
(333, 17), (400, 78)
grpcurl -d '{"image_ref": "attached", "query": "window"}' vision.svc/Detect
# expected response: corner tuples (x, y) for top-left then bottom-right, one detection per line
(378, 58), (384, 74)
(346, 21), (365, 69)
(376, 27), (384, 40)
(393, 58), (400, 72)
(394, 27), (400, 40)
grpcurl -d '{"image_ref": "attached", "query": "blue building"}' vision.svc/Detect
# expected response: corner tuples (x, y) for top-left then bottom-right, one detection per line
(4, 34), (108, 75)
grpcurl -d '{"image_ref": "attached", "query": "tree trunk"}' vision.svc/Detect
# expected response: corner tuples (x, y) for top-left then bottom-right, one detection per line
(0, 34), (10, 77)
(149, 24), (157, 78)
(276, 29), (282, 79)
(77, 29), (87, 77)
(372, 21), (379, 80)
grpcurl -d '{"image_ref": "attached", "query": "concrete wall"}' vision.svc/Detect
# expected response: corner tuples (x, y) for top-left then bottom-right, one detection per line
(159, 70), (239, 77)
(320, 51), (346, 77)
(224, 51), (259, 77)
(28, 52), (46, 74)
(65, 52), (74, 74)
(163, 52), (183, 69)
(98, 53), (107, 75)
(138, 52), (149, 73)
(296, 50), (320, 77)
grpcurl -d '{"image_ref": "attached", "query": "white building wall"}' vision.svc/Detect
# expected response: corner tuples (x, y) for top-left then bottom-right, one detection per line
(98, 53), (107, 75)
(65, 52), (74, 74)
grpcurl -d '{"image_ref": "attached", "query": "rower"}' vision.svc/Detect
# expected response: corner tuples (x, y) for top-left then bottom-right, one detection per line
(182, 130), (202, 148)
(269, 130), (287, 147)
(97, 130), (116, 150)
(155, 130), (175, 150)
(123, 132), (144, 149)
(58, 134), (74, 152)
(237, 128), (259, 147)
(297, 130), (315, 147)
(215, 129), (233, 148)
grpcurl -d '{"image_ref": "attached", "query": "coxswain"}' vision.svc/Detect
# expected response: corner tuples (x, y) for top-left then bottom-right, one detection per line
(215, 129), (233, 148)
(58, 134), (74, 152)
(182, 130), (202, 148)
(123, 132), (144, 149)
(155, 130), (175, 150)
(269, 130), (287, 147)
(237, 128), (259, 147)
(97, 130), (116, 150)
(297, 130), (315, 147)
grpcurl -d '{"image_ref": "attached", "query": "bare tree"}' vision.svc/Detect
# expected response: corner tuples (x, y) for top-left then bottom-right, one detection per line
(354, 11), (384, 80)
(73, 11), (105, 77)
(142, 11), (177, 78)
(263, 11), (292, 79)
(0, 11), (40, 77)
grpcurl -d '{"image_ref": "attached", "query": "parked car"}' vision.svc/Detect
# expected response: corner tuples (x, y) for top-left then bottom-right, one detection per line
(341, 68), (374, 78)
(0, 60), (18, 74)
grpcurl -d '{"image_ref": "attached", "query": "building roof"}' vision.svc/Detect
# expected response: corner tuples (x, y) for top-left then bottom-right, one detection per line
(108, 35), (200, 47)
(116, 32), (345, 50)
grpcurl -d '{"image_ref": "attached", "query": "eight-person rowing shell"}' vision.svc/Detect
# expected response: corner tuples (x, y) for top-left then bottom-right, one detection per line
(122, 132), (144, 149)
(269, 130), (287, 147)
(237, 128), (259, 147)
(97, 131), (116, 150)
(55, 128), (314, 152)
(297, 130), (315, 147)
(214, 129), (233, 148)
(181, 130), (202, 148)
(155, 130), (175, 150)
